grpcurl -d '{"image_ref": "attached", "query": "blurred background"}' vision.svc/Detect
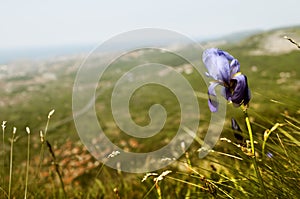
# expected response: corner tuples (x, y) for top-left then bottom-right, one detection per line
(0, 1), (300, 198)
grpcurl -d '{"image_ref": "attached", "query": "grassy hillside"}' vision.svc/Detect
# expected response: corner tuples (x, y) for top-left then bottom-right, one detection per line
(0, 26), (300, 198)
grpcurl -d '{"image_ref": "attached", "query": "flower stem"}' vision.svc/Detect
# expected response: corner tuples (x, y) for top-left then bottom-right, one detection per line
(244, 109), (268, 198)
(245, 115), (255, 155)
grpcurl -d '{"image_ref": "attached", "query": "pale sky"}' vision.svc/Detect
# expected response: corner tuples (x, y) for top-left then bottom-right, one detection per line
(1, 0), (299, 49)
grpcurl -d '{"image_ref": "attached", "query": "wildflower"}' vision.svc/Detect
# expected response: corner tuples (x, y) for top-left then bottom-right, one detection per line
(202, 48), (251, 112)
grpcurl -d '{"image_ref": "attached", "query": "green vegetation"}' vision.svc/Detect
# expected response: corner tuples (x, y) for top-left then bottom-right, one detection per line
(0, 27), (300, 198)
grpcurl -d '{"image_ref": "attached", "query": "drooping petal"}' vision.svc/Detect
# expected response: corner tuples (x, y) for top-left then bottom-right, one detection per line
(219, 50), (234, 61)
(231, 74), (251, 106)
(230, 59), (240, 76)
(202, 48), (230, 83)
(207, 82), (221, 112)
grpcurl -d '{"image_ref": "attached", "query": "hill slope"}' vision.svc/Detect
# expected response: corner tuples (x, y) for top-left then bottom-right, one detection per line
(234, 26), (300, 55)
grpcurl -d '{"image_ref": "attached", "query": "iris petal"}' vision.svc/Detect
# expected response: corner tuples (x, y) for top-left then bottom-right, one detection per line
(202, 48), (230, 83)
(207, 82), (220, 112)
(221, 87), (232, 101)
(219, 50), (234, 61)
(231, 74), (251, 106)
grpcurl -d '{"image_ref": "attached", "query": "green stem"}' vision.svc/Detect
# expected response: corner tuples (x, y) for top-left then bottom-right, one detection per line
(155, 182), (162, 199)
(38, 117), (50, 173)
(245, 115), (255, 155)
(2, 121), (6, 191)
(37, 140), (45, 177)
(8, 127), (16, 199)
(262, 140), (266, 159)
(95, 163), (105, 179)
(244, 110), (268, 198)
(37, 110), (54, 177)
(24, 128), (30, 199)
(45, 140), (66, 198)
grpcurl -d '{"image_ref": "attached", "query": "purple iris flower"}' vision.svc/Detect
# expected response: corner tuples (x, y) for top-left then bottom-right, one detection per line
(202, 48), (251, 112)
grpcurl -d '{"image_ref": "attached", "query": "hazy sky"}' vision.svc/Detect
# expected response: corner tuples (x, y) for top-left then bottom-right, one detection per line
(1, 0), (299, 49)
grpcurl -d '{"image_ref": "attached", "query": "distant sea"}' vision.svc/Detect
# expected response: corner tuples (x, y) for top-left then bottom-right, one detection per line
(0, 29), (262, 65)
(0, 34), (207, 65)
(0, 44), (95, 64)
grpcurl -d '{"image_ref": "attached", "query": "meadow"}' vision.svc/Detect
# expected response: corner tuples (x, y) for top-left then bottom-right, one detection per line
(0, 27), (300, 198)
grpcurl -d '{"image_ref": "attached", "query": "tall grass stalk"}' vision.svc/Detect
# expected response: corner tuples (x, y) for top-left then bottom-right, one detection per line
(38, 109), (55, 175)
(95, 150), (120, 179)
(44, 109), (55, 139)
(154, 182), (162, 199)
(113, 188), (120, 199)
(0, 187), (8, 199)
(243, 109), (268, 198)
(278, 127), (300, 146)
(45, 140), (66, 198)
(1, 121), (7, 189)
(8, 127), (16, 199)
(153, 171), (172, 199)
(142, 171), (172, 198)
(24, 127), (31, 199)
(284, 36), (300, 48)
(262, 123), (283, 159)
(142, 184), (156, 199)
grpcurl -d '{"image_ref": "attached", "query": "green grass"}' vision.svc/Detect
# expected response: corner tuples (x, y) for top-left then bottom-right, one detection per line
(0, 31), (300, 198)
